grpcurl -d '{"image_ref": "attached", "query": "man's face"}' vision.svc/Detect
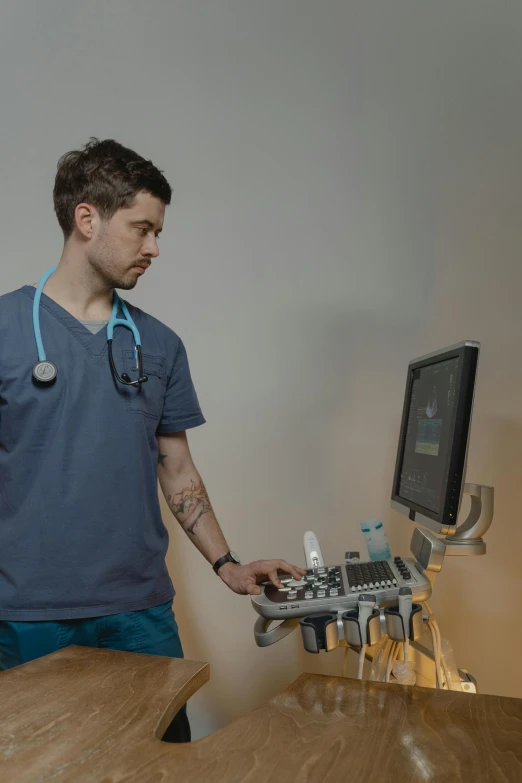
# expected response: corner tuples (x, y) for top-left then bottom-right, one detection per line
(86, 190), (165, 290)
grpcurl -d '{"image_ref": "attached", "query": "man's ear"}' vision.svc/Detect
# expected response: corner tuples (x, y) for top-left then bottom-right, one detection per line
(74, 202), (99, 240)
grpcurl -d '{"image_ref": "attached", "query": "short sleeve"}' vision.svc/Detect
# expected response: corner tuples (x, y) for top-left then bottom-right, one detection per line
(157, 338), (206, 434)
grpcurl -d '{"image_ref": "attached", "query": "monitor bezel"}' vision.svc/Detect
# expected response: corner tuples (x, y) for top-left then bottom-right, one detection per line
(390, 341), (480, 535)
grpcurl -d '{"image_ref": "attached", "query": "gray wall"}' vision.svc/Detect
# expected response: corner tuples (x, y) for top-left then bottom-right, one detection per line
(1, 1), (522, 738)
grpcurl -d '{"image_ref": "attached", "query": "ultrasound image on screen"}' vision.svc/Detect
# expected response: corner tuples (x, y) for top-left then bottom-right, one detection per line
(398, 357), (460, 514)
(416, 417), (443, 456)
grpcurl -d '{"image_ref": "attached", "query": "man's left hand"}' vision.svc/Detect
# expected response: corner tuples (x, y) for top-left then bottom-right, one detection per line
(218, 559), (306, 595)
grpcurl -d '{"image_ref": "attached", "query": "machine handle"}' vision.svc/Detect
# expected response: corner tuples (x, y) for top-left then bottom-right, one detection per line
(254, 616), (300, 647)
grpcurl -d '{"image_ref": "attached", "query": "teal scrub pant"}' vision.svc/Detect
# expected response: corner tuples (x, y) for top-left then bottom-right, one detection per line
(0, 600), (190, 743)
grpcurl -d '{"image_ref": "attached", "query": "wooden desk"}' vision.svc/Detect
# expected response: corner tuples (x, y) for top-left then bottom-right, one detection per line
(1, 645), (521, 782)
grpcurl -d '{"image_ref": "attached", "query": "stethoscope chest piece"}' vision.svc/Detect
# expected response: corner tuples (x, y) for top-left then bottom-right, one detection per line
(32, 360), (58, 386)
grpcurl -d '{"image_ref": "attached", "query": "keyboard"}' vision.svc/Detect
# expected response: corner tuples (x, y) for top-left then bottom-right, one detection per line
(251, 557), (431, 620)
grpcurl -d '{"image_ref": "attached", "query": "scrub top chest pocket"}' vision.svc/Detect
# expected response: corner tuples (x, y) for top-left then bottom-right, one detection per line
(122, 349), (167, 419)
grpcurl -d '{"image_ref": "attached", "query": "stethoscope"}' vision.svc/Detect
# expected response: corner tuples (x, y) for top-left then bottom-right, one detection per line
(32, 266), (148, 389)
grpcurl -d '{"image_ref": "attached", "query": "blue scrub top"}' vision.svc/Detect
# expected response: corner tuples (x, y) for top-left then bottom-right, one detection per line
(0, 286), (206, 620)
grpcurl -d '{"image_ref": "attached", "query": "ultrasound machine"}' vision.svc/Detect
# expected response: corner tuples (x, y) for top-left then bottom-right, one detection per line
(251, 341), (493, 691)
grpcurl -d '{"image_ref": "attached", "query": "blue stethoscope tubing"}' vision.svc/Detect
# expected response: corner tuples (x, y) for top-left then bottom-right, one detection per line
(32, 266), (148, 387)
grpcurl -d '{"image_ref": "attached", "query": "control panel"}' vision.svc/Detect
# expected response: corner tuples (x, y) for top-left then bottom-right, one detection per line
(251, 557), (431, 620)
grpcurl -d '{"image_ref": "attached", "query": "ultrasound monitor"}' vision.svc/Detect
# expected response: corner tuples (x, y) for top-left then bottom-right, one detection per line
(391, 341), (480, 534)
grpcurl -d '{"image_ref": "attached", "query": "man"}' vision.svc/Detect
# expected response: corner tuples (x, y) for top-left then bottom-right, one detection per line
(0, 138), (304, 741)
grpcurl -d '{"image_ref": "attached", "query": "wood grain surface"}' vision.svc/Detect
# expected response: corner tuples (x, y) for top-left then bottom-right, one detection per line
(1, 645), (521, 782)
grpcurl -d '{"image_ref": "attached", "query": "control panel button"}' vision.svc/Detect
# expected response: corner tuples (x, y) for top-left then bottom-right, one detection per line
(317, 589), (326, 598)
(329, 588), (339, 596)
(287, 589), (297, 599)
(305, 591), (314, 599)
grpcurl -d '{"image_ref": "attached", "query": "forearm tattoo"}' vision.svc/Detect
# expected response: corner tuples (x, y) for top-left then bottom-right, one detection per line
(167, 479), (212, 535)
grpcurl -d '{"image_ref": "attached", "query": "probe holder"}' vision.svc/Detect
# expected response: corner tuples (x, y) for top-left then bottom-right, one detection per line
(253, 616), (299, 648)
(342, 607), (382, 648)
(384, 603), (423, 642)
(300, 613), (339, 653)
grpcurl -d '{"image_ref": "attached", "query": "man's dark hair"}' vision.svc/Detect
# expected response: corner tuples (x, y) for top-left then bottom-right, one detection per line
(53, 138), (172, 237)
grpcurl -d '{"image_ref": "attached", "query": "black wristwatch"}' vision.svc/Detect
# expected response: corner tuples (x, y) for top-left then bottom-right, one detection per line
(212, 551), (240, 574)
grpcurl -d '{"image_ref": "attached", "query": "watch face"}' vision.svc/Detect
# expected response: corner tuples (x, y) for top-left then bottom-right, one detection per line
(230, 551), (240, 564)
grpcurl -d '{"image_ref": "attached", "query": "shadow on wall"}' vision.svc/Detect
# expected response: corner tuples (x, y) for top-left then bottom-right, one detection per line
(246, 304), (430, 555)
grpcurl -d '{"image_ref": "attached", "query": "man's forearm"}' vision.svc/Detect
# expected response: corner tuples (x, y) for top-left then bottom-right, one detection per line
(156, 433), (304, 596)
(160, 466), (230, 566)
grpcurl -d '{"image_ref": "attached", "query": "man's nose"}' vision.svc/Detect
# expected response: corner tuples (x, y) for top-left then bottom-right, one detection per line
(142, 236), (160, 258)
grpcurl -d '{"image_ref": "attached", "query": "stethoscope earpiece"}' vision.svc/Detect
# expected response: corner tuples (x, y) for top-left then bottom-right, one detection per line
(120, 373), (149, 386)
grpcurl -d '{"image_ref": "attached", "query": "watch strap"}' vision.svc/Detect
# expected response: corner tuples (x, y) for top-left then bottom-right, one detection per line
(213, 552), (238, 574)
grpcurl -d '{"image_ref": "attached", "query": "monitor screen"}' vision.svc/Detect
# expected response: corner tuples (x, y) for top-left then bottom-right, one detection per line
(391, 342), (479, 531)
